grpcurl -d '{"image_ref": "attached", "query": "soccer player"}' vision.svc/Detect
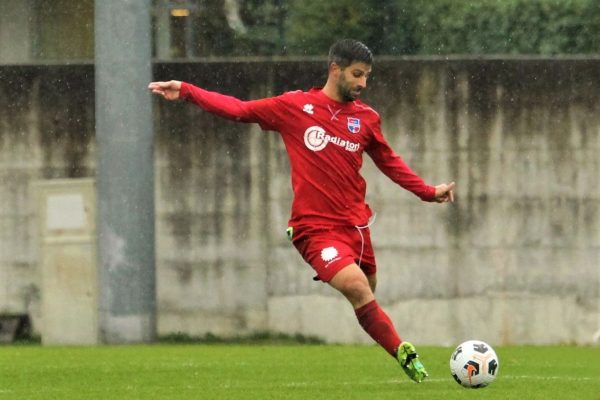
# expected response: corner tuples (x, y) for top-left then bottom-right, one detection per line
(149, 39), (455, 383)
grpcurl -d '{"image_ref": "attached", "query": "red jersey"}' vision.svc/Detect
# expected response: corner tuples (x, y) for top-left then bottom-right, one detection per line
(180, 82), (436, 227)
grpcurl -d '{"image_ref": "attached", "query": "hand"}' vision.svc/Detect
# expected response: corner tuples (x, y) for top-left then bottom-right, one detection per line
(148, 80), (182, 100)
(434, 181), (455, 203)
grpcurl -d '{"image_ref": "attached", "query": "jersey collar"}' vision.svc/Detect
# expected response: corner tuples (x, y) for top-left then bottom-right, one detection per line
(310, 87), (357, 109)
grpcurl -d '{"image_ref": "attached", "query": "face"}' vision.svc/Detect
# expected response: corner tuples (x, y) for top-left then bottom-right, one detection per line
(335, 61), (372, 102)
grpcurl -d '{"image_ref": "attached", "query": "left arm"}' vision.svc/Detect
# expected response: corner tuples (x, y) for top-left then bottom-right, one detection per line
(366, 120), (454, 203)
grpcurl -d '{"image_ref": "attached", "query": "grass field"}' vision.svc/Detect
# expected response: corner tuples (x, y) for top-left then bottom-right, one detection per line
(1, 344), (599, 399)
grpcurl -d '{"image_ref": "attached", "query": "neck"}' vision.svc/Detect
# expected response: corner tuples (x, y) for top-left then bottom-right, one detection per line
(321, 79), (343, 103)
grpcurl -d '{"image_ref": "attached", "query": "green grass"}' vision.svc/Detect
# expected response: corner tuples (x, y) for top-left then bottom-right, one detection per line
(1, 344), (599, 399)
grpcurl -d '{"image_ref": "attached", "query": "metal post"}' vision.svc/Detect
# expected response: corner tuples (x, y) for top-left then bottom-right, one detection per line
(94, 0), (156, 343)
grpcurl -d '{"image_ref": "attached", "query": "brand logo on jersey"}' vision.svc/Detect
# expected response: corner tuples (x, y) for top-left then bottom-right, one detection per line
(347, 117), (361, 133)
(302, 104), (314, 115)
(321, 247), (338, 262)
(303, 126), (360, 153)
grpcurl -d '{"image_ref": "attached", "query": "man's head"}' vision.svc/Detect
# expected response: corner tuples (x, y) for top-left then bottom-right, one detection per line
(326, 39), (373, 102)
(328, 39), (373, 69)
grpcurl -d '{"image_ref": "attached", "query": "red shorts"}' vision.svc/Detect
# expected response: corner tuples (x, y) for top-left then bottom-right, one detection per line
(289, 224), (377, 282)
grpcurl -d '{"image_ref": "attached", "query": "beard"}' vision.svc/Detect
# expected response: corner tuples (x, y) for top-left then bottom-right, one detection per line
(337, 75), (362, 102)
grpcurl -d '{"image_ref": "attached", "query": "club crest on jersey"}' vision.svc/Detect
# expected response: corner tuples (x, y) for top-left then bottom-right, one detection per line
(347, 117), (361, 134)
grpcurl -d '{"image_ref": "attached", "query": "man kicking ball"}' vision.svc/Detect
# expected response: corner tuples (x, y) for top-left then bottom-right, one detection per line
(149, 39), (455, 383)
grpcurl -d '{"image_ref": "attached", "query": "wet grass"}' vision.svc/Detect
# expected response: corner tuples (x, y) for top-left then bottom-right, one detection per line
(0, 344), (598, 399)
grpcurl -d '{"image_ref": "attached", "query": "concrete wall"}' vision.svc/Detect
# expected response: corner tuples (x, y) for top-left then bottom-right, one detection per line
(0, 58), (598, 345)
(0, 65), (95, 333)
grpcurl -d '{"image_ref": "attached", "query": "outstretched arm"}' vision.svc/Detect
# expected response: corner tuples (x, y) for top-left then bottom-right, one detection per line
(148, 80), (280, 130)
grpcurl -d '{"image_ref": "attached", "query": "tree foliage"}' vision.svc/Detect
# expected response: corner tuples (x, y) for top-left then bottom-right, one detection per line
(412, 0), (600, 55)
(233, 0), (287, 55)
(231, 0), (599, 56)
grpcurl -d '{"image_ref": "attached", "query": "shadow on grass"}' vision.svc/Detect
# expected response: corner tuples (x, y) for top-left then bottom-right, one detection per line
(159, 331), (326, 345)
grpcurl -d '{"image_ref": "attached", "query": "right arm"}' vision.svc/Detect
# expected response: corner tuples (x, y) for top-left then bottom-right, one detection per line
(148, 80), (280, 130)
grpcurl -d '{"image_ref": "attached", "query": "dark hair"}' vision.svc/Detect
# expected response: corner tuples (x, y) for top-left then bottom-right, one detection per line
(328, 39), (373, 69)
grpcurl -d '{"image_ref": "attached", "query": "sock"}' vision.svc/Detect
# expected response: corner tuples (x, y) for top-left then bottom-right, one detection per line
(355, 300), (402, 359)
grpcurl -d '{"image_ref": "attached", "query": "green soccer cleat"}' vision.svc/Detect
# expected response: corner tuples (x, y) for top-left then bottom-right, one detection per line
(398, 342), (428, 383)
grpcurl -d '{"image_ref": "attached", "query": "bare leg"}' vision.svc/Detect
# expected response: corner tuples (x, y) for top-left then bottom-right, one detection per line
(367, 273), (377, 293)
(328, 263), (374, 309)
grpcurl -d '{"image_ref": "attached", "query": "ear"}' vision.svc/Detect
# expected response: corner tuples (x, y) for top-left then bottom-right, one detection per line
(329, 62), (342, 77)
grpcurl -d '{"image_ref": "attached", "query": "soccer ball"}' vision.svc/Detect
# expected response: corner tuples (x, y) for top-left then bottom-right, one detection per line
(449, 340), (499, 388)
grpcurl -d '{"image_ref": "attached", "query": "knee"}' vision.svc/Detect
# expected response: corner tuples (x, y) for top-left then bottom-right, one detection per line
(340, 276), (373, 307)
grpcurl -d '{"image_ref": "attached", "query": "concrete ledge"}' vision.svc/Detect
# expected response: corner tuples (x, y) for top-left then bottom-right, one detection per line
(266, 294), (600, 346)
